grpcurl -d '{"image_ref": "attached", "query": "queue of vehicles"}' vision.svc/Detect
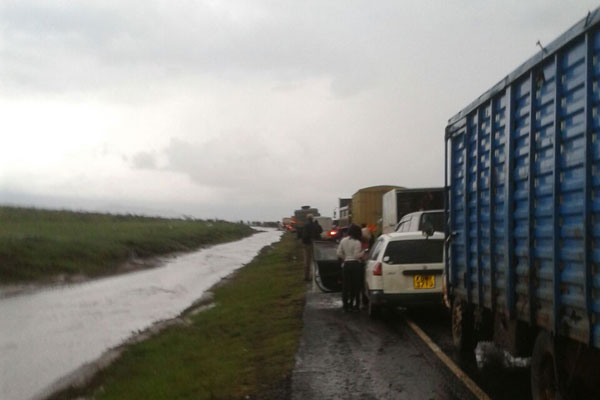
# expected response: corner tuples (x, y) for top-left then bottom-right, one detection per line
(283, 185), (447, 312)
(281, 9), (600, 399)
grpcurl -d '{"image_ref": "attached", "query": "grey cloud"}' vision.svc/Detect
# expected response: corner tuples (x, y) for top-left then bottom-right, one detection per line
(131, 151), (157, 169)
(0, 0), (393, 98)
(161, 135), (298, 189)
(156, 134), (355, 214)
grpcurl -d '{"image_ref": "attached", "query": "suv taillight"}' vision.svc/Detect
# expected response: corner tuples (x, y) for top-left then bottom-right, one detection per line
(373, 262), (382, 276)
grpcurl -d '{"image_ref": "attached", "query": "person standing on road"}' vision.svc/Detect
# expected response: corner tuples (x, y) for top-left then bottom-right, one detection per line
(302, 214), (318, 282)
(336, 224), (364, 311)
(313, 219), (323, 240)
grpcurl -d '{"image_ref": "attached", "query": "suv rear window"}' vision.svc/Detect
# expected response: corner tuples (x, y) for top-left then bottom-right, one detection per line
(419, 212), (444, 233)
(383, 240), (443, 264)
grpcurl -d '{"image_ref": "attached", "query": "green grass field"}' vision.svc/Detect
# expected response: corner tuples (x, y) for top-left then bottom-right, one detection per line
(0, 206), (255, 283)
(49, 232), (305, 400)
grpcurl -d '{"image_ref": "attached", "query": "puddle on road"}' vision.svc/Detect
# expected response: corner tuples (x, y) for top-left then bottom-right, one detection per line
(475, 341), (530, 369)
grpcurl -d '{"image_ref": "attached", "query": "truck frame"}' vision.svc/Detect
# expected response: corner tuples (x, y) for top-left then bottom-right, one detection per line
(445, 8), (600, 399)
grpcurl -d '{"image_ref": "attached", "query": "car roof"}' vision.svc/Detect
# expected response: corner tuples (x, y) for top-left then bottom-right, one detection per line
(383, 231), (444, 241)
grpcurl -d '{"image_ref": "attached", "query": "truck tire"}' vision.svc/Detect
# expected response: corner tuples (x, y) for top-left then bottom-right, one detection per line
(531, 330), (561, 400)
(451, 299), (474, 353)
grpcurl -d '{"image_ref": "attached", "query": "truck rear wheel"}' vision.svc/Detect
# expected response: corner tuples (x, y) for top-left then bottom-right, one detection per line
(531, 331), (561, 400)
(451, 299), (474, 353)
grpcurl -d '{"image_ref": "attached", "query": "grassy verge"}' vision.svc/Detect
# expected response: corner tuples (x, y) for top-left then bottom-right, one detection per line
(50, 232), (305, 400)
(0, 206), (254, 283)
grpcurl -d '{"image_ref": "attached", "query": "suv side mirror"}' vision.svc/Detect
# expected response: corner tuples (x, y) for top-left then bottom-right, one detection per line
(421, 215), (434, 238)
(423, 225), (434, 238)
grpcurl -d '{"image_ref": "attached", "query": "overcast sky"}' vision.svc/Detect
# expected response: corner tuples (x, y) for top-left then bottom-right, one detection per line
(1, 0), (598, 221)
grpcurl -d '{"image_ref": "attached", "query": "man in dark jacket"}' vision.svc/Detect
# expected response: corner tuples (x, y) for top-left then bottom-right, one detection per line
(302, 215), (319, 281)
(313, 220), (323, 240)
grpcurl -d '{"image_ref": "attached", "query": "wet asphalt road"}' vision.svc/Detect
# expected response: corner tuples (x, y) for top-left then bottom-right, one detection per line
(291, 290), (531, 400)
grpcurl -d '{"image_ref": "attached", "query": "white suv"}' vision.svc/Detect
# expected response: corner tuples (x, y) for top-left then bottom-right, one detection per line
(395, 210), (444, 233)
(364, 231), (444, 317)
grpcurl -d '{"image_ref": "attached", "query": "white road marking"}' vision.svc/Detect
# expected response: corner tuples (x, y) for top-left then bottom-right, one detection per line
(405, 319), (491, 400)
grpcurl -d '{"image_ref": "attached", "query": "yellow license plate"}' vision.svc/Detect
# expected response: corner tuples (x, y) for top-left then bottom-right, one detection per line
(413, 275), (435, 289)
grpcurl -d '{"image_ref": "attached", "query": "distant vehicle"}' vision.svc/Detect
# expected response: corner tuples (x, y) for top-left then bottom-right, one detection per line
(293, 205), (320, 237)
(314, 216), (336, 240)
(444, 8), (600, 398)
(395, 210), (443, 234)
(363, 231), (443, 318)
(381, 188), (444, 234)
(281, 217), (294, 232)
(352, 185), (402, 234)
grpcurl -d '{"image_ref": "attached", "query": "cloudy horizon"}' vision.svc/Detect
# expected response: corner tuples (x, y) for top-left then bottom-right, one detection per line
(2, 0), (598, 221)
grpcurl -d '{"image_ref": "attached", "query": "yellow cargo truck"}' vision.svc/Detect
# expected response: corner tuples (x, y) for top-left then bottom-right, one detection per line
(351, 185), (402, 233)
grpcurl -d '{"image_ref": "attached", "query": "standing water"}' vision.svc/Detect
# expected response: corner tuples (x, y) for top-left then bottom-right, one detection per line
(0, 229), (283, 400)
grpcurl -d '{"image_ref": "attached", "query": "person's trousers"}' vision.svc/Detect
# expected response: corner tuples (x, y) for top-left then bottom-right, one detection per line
(303, 244), (313, 281)
(342, 261), (362, 309)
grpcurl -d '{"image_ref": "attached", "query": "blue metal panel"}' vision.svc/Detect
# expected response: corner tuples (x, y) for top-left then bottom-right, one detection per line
(514, 76), (533, 318)
(584, 32), (594, 346)
(465, 118), (472, 303)
(489, 98), (497, 312)
(493, 93), (508, 313)
(505, 85), (516, 318)
(528, 70), (536, 325)
(475, 109), (483, 307)
(450, 121), (467, 293)
(533, 59), (559, 332)
(552, 53), (561, 335)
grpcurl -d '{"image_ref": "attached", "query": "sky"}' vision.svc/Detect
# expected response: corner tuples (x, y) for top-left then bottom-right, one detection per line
(1, 0), (599, 221)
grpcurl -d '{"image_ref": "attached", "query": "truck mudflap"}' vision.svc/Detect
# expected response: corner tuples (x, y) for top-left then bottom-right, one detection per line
(312, 241), (342, 292)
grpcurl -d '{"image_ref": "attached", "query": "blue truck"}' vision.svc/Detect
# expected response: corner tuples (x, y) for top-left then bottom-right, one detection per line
(445, 8), (600, 399)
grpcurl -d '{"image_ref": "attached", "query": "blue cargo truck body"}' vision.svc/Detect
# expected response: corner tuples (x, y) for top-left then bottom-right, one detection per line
(445, 8), (600, 399)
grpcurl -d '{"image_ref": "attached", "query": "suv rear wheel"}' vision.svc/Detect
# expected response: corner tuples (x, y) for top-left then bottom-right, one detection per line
(366, 293), (380, 319)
